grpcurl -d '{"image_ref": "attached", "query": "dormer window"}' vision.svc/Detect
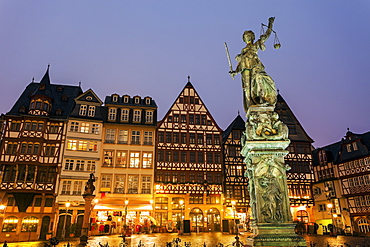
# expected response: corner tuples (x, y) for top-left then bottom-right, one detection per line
(79, 105), (87, 116)
(123, 96), (129, 103)
(39, 84), (45, 90)
(108, 108), (117, 121)
(62, 95), (69, 102)
(353, 142), (358, 151)
(112, 94), (119, 102)
(88, 106), (95, 117)
(56, 108), (62, 115)
(134, 97), (140, 104)
(121, 109), (129, 122)
(145, 111), (153, 123)
(86, 96), (93, 101)
(133, 110), (141, 122)
(57, 86), (63, 92)
(318, 150), (327, 166)
(19, 106), (26, 113)
(145, 97), (151, 105)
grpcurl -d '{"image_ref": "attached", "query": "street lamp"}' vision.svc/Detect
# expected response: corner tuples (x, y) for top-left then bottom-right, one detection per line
(327, 203), (336, 235)
(179, 199), (184, 235)
(61, 201), (71, 240)
(231, 200), (237, 235)
(124, 199), (129, 231)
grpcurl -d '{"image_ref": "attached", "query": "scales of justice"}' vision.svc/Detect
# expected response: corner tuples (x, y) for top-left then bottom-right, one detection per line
(225, 17), (307, 247)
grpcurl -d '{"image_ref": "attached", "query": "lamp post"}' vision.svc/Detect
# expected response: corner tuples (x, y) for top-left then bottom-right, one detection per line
(124, 199), (129, 224)
(61, 201), (71, 240)
(179, 199), (184, 235)
(231, 200), (237, 235)
(327, 203), (336, 235)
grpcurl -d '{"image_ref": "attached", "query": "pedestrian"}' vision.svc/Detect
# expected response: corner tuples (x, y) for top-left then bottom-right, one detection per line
(3, 241), (7, 247)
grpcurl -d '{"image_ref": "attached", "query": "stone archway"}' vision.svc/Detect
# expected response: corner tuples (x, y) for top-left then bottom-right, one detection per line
(357, 217), (370, 233)
(189, 207), (203, 232)
(207, 208), (221, 232)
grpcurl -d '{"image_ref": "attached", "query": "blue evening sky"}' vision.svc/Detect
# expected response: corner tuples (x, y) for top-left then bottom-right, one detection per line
(1, 1), (369, 148)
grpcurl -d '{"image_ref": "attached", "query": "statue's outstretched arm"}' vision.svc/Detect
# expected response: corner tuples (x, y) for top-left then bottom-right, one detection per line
(260, 17), (275, 43)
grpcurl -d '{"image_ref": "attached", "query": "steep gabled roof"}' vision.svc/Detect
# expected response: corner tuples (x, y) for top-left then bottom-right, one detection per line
(312, 130), (370, 165)
(30, 66), (53, 99)
(7, 68), (82, 119)
(222, 114), (245, 141)
(158, 78), (222, 132)
(276, 93), (314, 143)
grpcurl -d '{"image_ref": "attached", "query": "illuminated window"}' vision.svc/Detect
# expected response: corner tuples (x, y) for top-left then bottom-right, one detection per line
(116, 151), (127, 168)
(80, 123), (90, 133)
(129, 152), (140, 168)
(78, 141), (88, 151)
(103, 151), (114, 167)
(155, 197), (168, 210)
(142, 152), (152, 168)
(141, 176), (151, 194)
(3, 216), (18, 232)
(134, 97), (140, 104)
(114, 175), (125, 193)
(67, 140), (78, 150)
(127, 175), (139, 194)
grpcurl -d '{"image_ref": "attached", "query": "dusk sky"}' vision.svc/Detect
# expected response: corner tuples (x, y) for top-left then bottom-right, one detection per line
(1, 1), (369, 148)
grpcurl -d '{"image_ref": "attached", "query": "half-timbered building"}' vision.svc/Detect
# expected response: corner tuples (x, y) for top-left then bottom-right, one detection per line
(275, 93), (315, 227)
(313, 130), (370, 236)
(222, 114), (249, 232)
(154, 78), (223, 232)
(0, 68), (82, 242)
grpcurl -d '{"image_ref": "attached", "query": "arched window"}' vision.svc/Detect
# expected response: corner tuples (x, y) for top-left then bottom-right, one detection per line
(296, 210), (309, 223)
(358, 218), (370, 233)
(21, 216), (39, 232)
(2, 216), (18, 232)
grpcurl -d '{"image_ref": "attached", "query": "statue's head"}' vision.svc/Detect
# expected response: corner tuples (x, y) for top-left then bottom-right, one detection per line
(243, 30), (255, 43)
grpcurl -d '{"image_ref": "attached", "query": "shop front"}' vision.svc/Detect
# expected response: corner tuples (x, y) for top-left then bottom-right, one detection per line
(91, 208), (156, 236)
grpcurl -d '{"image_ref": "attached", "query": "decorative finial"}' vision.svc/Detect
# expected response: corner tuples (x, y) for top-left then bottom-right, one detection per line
(188, 75), (190, 83)
(238, 110), (240, 115)
(79, 81), (81, 87)
(277, 89), (280, 95)
(47, 64), (50, 69)
(32, 77), (34, 82)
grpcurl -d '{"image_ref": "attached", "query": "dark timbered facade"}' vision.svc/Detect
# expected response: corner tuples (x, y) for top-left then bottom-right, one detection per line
(275, 94), (315, 223)
(154, 79), (223, 232)
(313, 130), (370, 235)
(0, 68), (82, 242)
(222, 114), (249, 229)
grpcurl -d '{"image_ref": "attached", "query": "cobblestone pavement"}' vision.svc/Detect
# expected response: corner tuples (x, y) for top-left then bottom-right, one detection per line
(4, 233), (370, 247)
